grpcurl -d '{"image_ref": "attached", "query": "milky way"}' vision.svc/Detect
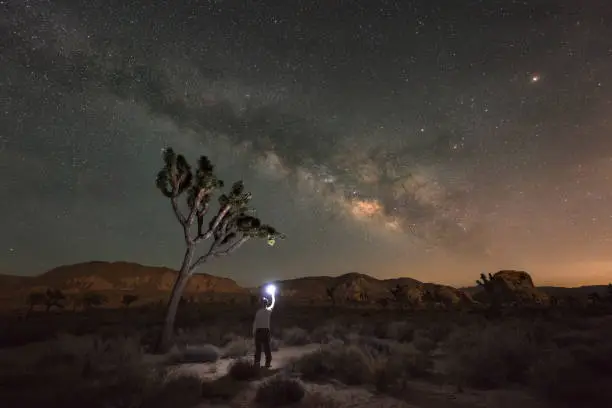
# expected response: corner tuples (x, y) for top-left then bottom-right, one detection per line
(2, 0), (612, 286)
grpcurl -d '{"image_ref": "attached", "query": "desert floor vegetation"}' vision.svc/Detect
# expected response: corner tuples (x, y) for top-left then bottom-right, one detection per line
(0, 303), (611, 407)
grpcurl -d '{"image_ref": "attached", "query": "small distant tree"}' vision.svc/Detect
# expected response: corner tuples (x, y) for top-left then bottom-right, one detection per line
(121, 294), (139, 308)
(325, 286), (336, 306)
(587, 292), (602, 304)
(390, 284), (407, 309)
(154, 148), (284, 352)
(26, 291), (46, 315)
(82, 292), (108, 309)
(44, 288), (66, 312)
(476, 272), (501, 309)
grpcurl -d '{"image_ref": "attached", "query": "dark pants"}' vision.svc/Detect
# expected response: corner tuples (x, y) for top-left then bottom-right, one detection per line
(254, 328), (272, 367)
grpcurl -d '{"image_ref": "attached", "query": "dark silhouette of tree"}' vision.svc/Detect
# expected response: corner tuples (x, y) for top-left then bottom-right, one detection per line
(476, 272), (495, 291)
(44, 289), (66, 312)
(82, 292), (108, 309)
(326, 286), (336, 306)
(390, 284), (407, 309)
(155, 148), (284, 352)
(121, 294), (139, 308)
(588, 292), (602, 304)
(26, 291), (46, 315)
(476, 272), (501, 309)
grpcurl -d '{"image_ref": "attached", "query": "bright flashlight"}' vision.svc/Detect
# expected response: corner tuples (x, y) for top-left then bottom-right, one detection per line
(264, 284), (276, 310)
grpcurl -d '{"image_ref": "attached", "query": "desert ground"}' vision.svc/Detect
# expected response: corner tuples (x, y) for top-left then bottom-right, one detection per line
(1, 293), (611, 408)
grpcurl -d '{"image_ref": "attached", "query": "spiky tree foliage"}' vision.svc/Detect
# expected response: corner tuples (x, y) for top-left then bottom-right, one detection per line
(476, 272), (495, 291)
(155, 148), (284, 352)
(44, 288), (66, 312)
(390, 284), (407, 309)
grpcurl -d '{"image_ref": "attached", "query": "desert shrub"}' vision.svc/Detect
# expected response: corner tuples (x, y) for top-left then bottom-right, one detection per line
(179, 344), (220, 363)
(385, 321), (415, 342)
(223, 337), (250, 358)
(141, 373), (204, 408)
(444, 322), (543, 389)
(299, 392), (343, 407)
(228, 359), (260, 381)
(0, 333), (204, 408)
(281, 327), (311, 346)
(294, 343), (379, 385)
(255, 376), (305, 406)
(425, 322), (455, 343)
(310, 323), (349, 343)
(412, 330), (437, 353)
(529, 342), (612, 407)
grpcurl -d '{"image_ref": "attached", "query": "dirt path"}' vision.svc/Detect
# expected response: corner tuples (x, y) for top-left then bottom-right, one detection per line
(168, 344), (321, 380)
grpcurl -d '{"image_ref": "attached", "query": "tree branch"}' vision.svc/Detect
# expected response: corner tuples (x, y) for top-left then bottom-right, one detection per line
(189, 235), (250, 273)
(195, 204), (231, 243)
(171, 197), (186, 226)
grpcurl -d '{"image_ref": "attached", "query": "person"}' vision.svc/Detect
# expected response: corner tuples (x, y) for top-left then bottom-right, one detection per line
(252, 296), (273, 368)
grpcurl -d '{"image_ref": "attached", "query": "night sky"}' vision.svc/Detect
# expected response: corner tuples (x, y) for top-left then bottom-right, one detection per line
(2, 0), (612, 287)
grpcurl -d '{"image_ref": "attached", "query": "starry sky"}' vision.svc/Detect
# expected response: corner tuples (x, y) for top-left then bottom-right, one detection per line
(1, 0), (612, 287)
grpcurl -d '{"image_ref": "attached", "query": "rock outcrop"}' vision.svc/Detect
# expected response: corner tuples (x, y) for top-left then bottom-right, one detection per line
(475, 270), (548, 304)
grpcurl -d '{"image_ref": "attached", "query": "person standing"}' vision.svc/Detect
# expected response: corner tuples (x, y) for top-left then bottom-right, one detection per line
(252, 297), (273, 368)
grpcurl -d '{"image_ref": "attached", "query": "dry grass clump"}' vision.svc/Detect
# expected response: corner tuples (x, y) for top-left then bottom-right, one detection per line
(255, 375), (306, 406)
(444, 321), (542, 389)
(282, 326), (311, 345)
(0, 333), (203, 408)
(223, 336), (251, 358)
(293, 336), (432, 392)
(528, 332), (612, 407)
(228, 358), (260, 381)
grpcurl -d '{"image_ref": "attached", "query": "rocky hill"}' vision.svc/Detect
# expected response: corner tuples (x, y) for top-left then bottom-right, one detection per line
(271, 272), (474, 308)
(1, 261), (246, 296)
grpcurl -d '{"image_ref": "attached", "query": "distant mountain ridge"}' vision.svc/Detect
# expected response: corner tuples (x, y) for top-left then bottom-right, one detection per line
(0, 262), (608, 304)
(0, 261), (246, 295)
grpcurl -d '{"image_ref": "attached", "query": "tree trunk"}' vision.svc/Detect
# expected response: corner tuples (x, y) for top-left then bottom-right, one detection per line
(156, 247), (194, 353)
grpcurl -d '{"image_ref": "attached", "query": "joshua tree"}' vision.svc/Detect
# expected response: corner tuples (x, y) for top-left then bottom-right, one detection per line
(587, 292), (602, 304)
(44, 288), (66, 312)
(326, 286), (336, 306)
(476, 272), (501, 309)
(390, 284), (407, 309)
(26, 291), (46, 315)
(476, 272), (495, 290)
(121, 294), (139, 308)
(155, 148), (284, 352)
